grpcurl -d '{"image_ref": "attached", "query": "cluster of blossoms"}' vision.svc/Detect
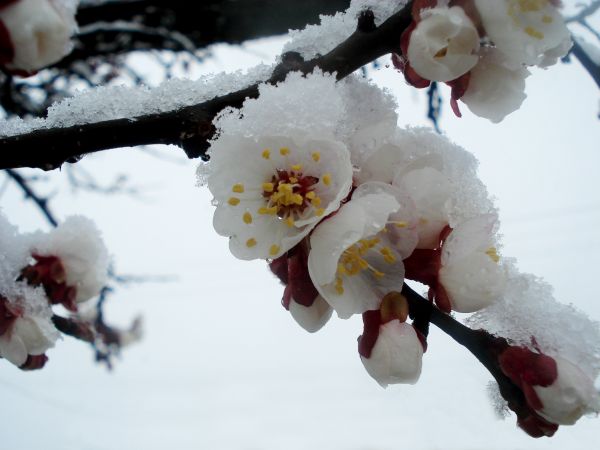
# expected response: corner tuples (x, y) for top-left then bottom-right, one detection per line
(200, 70), (600, 436)
(0, 212), (108, 370)
(0, 0), (78, 75)
(394, 0), (572, 122)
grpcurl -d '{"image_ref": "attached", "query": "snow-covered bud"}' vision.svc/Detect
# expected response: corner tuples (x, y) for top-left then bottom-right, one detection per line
(358, 295), (424, 387)
(499, 346), (600, 433)
(0, 295), (57, 368)
(207, 135), (352, 260)
(407, 6), (480, 82)
(438, 214), (506, 312)
(0, 0), (78, 74)
(308, 183), (417, 319)
(27, 216), (110, 307)
(474, 0), (571, 67)
(461, 48), (530, 123)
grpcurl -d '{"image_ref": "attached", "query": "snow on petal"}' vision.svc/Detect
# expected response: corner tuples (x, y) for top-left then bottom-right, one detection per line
(439, 214), (506, 313)
(407, 6), (480, 82)
(0, 0), (78, 73)
(308, 183), (409, 319)
(474, 0), (572, 67)
(361, 321), (423, 387)
(207, 134), (352, 260)
(288, 295), (333, 333)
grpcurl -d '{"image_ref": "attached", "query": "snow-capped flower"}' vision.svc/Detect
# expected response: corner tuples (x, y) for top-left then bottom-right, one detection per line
(499, 346), (600, 433)
(207, 134), (353, 260)
(438, 214), (506, 312)
(0, 296), (57, 368)
(358, 296), (424, 387)
(461, 48), (530, 123)
(0, 0), (78, 74)
(27, 216), (109, 306)
(407, 6), (480, 82)
(308, 182), (417, 319)
(474, 0), (572, 67)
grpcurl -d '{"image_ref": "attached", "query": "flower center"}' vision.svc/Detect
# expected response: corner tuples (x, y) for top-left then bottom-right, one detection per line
(334, 237), (398, 295)
(260, 168), (324, 226)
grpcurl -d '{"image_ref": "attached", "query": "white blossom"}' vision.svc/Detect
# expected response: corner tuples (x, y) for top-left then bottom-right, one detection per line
(534, 356), (600, 426)
(439, 214), (506, 313)
(31, 216), (109, 303)
(0, 314), (57, 367)
(207, 134), (353, 260)
(308, 182), (416, 319)
(461, 48), (530, 123)
(474, 0), (572, 67)
(288, 296), (333, 333)
(0, 0), (78, 73)
(407, 6), (480, 82)
(361, 321), (423, 387)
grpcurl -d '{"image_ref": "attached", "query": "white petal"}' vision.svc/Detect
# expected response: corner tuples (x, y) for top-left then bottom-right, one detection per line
(0, 0), (74, 72)
(441, 214), (498, 265)
(534, 357), (600, 425)
(361, 321), (423, 387)
(475, 0), (572, 67)
(439, 251), (506, 313)
(0, 334), (28, 367)
(394, 167), (452, 249)
(462, 48), (530, 123)
(12, 316), (57, 356)
(288, 296), (333, 333)
(407, 7), (480, 82)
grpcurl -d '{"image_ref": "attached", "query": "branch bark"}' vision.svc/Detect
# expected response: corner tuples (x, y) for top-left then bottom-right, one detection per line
(0, 6), (412, 170)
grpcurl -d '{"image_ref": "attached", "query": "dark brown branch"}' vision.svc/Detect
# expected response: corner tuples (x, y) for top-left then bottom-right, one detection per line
(0, 6), (412, 170)
(401, 284), (543, 435)
(571, 40), (600, 89)
(61, 0), (352, 63)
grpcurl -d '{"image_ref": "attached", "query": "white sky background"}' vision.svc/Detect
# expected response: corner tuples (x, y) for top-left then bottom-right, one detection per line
(1, 21), (600, 450)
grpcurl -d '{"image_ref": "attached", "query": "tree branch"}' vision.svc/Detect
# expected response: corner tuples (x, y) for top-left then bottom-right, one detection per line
(571, 40), (600, 89)
(0, 6), (412, 170)
(4, 169), (58, 226)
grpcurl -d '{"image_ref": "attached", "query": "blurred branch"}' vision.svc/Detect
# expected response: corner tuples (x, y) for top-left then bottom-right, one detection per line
(0, 6), (414, 170)
(4, 169), (58, 227)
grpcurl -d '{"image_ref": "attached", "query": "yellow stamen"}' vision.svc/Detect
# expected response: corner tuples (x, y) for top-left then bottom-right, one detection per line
(289, 177), (298, 184)
(258, 206), (278, 215)
(246, 238), (257, 248)
(262, 182), (274, 192)
(542, 14), (553, 24)
(285, 217), (295, 228)
(311, 197), (322, 207)
(232, 183), (245, 193)
(395, 221), (408, 228)
(243, 212), (253, 224)
(524, 26), (544, 39)
(315, 208), (325, 216)
(322, 173), (332, 186)
(291, 164), (302, 172)
(280, 147), (290, 156)
(335, 277), (344, 295)
(312, 152), (321, 162)
(485, 247), (500, 263)
(305, 191), (316, 200)
(262, 149), (271, 160)
(269, 244), (280, 256)
(228, 197), (240, 206)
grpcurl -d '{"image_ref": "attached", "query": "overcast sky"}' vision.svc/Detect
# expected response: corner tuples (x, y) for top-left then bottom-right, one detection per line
(1, 25), (600, 450)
